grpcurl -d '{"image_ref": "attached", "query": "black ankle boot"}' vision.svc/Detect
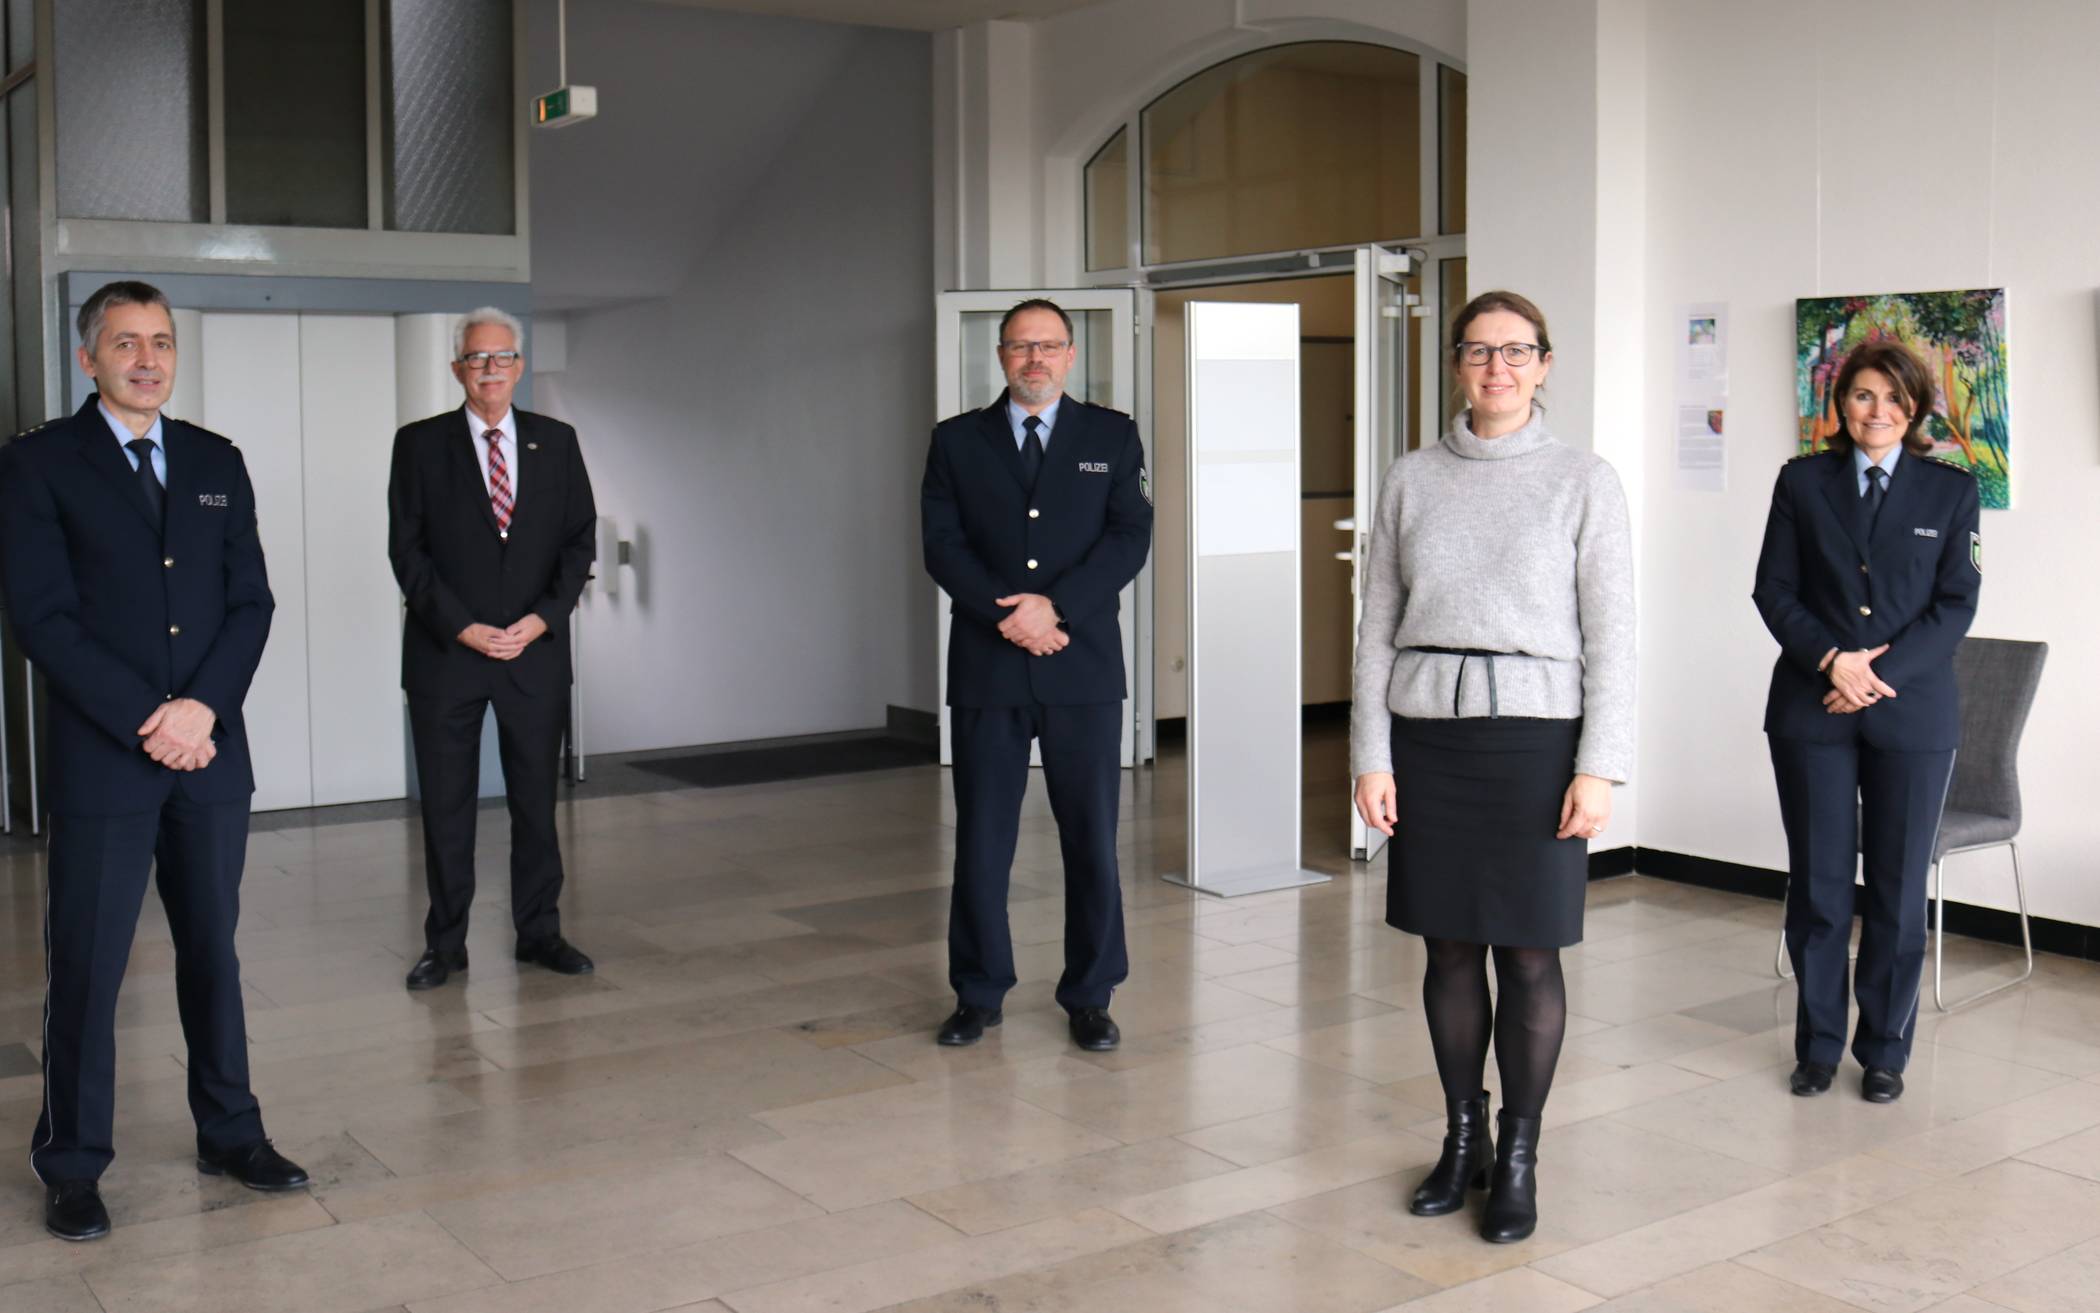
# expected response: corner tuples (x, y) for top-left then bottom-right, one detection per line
(1480, 1109), (1541, 1242)
(1409, 1092), (1494, 1216)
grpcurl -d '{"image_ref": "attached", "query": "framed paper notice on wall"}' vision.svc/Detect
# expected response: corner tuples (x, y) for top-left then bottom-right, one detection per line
(1795, 288), (2009, 509)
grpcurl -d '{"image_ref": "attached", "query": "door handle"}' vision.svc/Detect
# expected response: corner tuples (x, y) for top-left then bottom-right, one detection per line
(1333, 517), (1355, 532)
(1334, 551), (1354, 562)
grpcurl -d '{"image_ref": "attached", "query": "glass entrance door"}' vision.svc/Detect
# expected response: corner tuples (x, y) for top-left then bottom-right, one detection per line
(932, 289), (1142, 769)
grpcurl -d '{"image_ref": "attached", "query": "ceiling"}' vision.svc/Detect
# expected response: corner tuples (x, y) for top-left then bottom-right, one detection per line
(640, 0), (1113, 31)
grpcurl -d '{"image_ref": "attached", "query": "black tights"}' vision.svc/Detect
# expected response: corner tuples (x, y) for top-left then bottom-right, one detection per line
(1422, 937), (1567, 1118)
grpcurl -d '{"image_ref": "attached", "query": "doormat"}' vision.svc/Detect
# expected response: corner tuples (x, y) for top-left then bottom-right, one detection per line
(629, 734), (935, 789)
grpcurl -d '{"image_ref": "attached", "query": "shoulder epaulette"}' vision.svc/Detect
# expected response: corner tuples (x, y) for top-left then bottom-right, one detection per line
(1079, 399), (1132, 421)
(1921, 455), (1974, 475)
(8, 418), (61, 442)
(1785, 450), (1823, 464)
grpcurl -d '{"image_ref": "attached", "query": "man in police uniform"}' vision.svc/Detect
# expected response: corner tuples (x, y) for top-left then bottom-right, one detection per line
(921, 298), (1153, 1052)
(1753, 342), (1981, 1103)
(0, 281), (307, 1242)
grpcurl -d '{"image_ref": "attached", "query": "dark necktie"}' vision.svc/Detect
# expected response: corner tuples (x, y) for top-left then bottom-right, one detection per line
(127, 438), (165, 529)
(1020, 415), (1045, 491)
(1861, 463), (1887, 536)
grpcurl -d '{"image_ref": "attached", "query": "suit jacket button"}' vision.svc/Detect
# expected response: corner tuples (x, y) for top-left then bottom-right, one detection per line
(1858, 606), (1871, 617)
(1026, 559), (1038, 570)
(163, 556), (175, 568)
(169, 624), (182, 635)
(1028, 508), (1040, 519)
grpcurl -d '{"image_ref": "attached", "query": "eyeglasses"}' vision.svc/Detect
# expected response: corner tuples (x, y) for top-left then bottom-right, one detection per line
(998, 340), (1071, 358)
(1455, 341), (1543, 367)
(459, 350), (522, 369)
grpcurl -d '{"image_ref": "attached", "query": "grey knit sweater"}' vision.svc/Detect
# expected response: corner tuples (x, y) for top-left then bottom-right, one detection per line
(1349, 405), (1636, 782)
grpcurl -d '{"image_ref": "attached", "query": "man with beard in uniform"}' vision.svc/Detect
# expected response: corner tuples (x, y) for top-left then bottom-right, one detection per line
(920, 298), (1153, 1052)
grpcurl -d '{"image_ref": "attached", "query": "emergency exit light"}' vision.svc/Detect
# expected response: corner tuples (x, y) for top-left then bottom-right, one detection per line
(533, 85), (598, 129)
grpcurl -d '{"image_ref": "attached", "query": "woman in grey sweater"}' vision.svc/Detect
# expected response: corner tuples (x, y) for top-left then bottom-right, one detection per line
(1350, 290), (1634, 1243)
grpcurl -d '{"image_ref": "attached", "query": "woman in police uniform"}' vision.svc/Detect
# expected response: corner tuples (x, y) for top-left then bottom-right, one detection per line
(1754, 340), (1980, 1106)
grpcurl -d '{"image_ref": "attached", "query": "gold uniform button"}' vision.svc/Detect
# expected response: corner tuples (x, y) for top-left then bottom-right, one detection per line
(1858, 606), (1872, 617)
(163, 557), (175, 568)
(1026, 559), (1039, 570)
(1028, 508), (1040, 519)
(1858, 563), (1869, 574)
(169, 624), (182, 635)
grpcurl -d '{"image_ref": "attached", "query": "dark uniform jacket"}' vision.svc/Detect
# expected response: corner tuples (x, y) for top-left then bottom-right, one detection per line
(0, 396), (273, 816)
(387, 407), (597, 697)
(1753, 448), (1981, 751)
(922, 392), (1153, 707)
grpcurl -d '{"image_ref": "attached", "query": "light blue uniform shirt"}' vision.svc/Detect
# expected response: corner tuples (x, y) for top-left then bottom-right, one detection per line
(1854, 444), (1901, 496)
(1006, 396), (1062, 452)
(101, 404), (167, 486)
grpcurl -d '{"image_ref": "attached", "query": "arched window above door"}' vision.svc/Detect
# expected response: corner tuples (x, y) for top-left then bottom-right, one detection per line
(1085, 40), (1464, 272)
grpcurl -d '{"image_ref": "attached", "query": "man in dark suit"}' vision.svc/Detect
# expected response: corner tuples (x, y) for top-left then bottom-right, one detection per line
(388, 308), (597, 991)
(1753, 342), (1981, 1103)
(0, 281), (308, 1242)
(921, 298), (1153, 1052)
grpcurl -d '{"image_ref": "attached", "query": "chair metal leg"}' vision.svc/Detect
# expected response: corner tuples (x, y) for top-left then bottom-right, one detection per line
(1775, 926), (1791, 980)
(1932, 841), (2035, 1012)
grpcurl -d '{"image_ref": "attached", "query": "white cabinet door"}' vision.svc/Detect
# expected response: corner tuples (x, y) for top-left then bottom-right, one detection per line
(199, 312), (313, 812)
(300, 315), (408, 806)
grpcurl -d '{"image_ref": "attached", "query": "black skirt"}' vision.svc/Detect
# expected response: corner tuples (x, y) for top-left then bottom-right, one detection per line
(1386, 715), (1588, 949)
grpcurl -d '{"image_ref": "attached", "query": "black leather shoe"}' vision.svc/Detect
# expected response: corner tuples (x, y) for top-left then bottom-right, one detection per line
(197, 1140), (309, 1192)
(1069, 1007), (1120, 1052)
(1789, 1061), (1837, 1097)
(1861, 1067), (1905, 1103)
(515, 936), (594, 975)
(936, 1004), (1001, 1046)
(405, 948), (467, 991)
(45, 1180), (110, 1241)
(1480, 1109), (1542, 1243)
(1410, 1091), (1495, 1216)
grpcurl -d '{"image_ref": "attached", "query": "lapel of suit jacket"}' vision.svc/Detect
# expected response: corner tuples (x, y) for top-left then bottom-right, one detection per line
(1032, 396), (1090, 507)
(508, 410), (547, 536)
(1818, 451), (1870, 559)
(454, 407), (505, 538)
(979, 393), (1031, 496)
(72, 395), (162, 532)
(1867, 451), (1926, 557)
(161, 420), (203, 547)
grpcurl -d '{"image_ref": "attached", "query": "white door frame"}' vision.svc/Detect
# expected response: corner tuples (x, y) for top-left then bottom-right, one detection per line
(932, 288), (1143, 770)
(1346, 245), (1417, 862)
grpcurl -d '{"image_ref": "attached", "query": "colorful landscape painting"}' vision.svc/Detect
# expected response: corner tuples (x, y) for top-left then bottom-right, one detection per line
(1795, 288), (2009, 508)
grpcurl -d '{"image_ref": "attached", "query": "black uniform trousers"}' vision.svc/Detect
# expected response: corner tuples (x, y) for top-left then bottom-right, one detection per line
(34, 796), (262, 1184)
(1770, 734), (1955, 1071)
(950, 701), (1127, 1014)
(409, 677), (567, 955)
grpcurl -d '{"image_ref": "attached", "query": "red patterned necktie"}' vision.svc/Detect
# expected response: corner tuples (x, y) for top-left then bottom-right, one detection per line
(486, 429), (513, 533)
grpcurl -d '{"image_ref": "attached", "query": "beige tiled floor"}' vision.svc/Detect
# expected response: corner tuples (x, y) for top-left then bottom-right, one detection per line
(0, 732), (2093, 1313)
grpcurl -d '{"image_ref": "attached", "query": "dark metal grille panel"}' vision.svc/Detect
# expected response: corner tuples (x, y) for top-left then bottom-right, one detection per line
(53, 0), (207, 223)
(385, 0), (515, 235)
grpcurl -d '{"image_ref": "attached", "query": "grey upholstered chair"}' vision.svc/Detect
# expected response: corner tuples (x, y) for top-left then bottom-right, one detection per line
(1774, 637), (2048, 1013)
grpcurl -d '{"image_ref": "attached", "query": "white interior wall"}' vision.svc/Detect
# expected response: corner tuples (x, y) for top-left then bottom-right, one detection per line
(1622, 0), (2100, 931)
(534, 23), (935, 754)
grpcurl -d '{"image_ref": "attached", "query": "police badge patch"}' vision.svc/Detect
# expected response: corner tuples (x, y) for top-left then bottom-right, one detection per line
(1970, 531), (1982, 574)
(1140, 466), (1152, 506)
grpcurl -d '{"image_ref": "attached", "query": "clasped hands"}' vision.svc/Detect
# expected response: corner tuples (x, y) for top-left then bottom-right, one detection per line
(1821, 643), (1895, 714)
(137, 698), (217, 771)
(995, 593), (1067, 657)
(458, 613), (549, 661)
